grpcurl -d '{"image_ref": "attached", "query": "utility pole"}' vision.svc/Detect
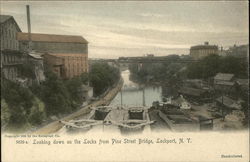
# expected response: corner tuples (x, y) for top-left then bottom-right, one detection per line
(120, 90), (123, 108)
(142, 86), (145, 106)
(26, 5), (32, 52)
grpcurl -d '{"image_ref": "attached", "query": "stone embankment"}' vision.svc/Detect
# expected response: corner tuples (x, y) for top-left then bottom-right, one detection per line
(34, 78), (124, 134)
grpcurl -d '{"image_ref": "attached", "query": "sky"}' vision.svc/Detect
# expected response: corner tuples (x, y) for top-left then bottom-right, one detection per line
(1, 1), (249, 59)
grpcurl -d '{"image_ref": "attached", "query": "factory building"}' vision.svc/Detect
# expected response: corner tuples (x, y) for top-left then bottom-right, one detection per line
(43, 53), (88, 79)
(17, 32), (89, 79)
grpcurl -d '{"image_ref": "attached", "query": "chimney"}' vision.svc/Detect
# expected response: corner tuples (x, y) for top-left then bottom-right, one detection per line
(204, 41), (209, 45)
(26, 5), (32, 52)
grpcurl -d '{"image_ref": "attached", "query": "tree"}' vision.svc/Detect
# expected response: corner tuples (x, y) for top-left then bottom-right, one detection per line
(89, 63), (120, 96)
(40, 69), (72, 115)
(185, 54), (248, 79)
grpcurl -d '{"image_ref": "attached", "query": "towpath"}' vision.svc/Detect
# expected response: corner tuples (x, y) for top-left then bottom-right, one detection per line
(34, 78), (124, 134)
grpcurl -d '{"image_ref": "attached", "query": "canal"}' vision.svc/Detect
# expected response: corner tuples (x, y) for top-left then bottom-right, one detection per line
(109, 70), (163, 107)
(109, 70), (171, 132)
(57, 69), (170, 134)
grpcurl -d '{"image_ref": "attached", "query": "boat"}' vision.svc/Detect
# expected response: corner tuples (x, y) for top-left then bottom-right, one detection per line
(158, 106), (199, 132)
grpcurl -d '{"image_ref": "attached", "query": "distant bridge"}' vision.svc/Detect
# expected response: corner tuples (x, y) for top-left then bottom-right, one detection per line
(117, 56), (198, 64)
(89, 56), (198, 71)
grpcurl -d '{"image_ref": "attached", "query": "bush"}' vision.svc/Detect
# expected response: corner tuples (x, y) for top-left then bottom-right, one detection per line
(1, 99), (11, 127)
(28, 97), (46, 125)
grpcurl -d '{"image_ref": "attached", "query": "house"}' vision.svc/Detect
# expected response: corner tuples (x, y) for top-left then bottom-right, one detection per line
(216, 96), (242, 115)
(214, 73), (235, 93)
(178, 87), (210, 102)
(190, 42), (218, 60)
(236, 79), (249, 91)
(0, 15), (23, 82)
(235, 79), (249, 97)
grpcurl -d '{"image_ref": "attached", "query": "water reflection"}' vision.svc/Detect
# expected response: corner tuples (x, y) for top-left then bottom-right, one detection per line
(110, 70), (163, 107)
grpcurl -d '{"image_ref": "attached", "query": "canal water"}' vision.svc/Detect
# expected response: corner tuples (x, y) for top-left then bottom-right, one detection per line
(109, 70), (163, 107)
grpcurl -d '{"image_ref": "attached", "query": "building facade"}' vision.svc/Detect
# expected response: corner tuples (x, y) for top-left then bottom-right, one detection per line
(17, 32), (89, 79)
(227, 44), (249, 59)
(0, 15), (21, 51)
(44, 53), (88, 79)
(1, 51), (23, 81)
(0, 15), (23, 82)
(213, 73), (236, 94)
(190, 42), (218, 60)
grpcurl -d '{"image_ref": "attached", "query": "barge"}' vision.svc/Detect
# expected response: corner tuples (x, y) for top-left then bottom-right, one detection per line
(159, 106), (200, 132)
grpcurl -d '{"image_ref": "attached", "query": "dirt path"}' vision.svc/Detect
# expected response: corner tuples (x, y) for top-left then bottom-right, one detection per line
(34, 78), (124, 134)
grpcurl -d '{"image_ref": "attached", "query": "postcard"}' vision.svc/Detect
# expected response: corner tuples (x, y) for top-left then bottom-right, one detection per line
(1, 1), (249, 162)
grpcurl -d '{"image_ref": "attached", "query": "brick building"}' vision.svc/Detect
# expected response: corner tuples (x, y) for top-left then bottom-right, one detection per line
(43, 53), (88, 78)
(17, 32), (88, 79)
(190, 42), (218, 60)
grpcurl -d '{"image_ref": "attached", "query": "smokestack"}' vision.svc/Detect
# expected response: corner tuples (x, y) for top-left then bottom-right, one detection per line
(26, 5), (32, 52)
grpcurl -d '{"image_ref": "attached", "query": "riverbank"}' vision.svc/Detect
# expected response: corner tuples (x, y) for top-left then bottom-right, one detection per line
(33, 78), (124, 134)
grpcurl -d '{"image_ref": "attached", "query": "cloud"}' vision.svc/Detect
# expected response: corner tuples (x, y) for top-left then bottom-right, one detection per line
(138, 13), (166, 18)
(1, 1), (248, 58)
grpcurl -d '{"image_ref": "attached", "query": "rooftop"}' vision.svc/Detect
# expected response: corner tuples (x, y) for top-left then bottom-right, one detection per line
(167, 115), (194, 124)
(47, 53), (87, 56)
(190, 44), (218, 50)
(17, 32), (88, 44)
(0, 15), (21, 31)
(216, 96), (241, 110)
(236, 79), (249, 86)
(214, 73), (234, 81)
(0, 15), (12, 24)
(178, 87), (207, 97)
(214, 80), (235, 86)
